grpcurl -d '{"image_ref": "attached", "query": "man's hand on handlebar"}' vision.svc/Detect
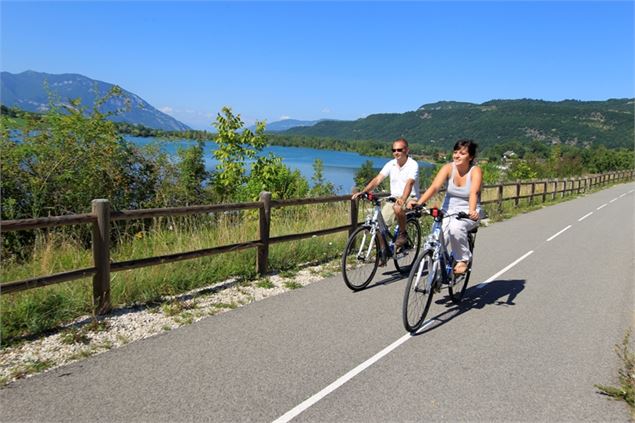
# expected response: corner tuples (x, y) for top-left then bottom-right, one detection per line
(406, 199), (420, 210)
(352, 191), (365, 200)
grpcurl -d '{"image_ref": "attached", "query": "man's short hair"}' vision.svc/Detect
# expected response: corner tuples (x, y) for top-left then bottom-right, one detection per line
(393, 138), (409, 147)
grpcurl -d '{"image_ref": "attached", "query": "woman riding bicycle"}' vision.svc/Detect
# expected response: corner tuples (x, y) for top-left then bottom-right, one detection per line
(407, 139), (483, 275)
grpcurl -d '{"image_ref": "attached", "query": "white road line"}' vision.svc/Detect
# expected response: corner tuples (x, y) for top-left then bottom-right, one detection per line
(272, 333), (412, 423)
(273, 251), (534, 422)
(597, 204), (607, 210)
(578, 212), (593, 222)
(547, 225), (572, 242)
(609, 198), (618, 203)
(476, 250), (534, 288)
(619, 193), (626, 198)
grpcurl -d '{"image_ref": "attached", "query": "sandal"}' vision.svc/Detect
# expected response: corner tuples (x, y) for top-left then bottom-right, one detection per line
(454, 261), (468, 275)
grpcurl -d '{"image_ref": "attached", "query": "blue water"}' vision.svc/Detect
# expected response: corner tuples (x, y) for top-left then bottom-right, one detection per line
(126, 136), (429, 194)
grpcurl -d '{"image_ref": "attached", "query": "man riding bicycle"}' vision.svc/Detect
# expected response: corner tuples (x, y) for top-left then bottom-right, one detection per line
(352, 138), (420, 250)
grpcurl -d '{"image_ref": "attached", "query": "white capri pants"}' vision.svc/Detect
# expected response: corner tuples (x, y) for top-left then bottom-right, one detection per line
(442, 215), (479, 263)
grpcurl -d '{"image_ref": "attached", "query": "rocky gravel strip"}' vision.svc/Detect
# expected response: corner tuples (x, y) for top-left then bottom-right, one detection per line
(0, 260), (340, 385)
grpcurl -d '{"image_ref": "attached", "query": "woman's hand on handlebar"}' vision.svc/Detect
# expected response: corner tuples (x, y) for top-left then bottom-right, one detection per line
(406, 199), (419, 210)
(468, 210), (480, 221)
(352, 191), (365, 200)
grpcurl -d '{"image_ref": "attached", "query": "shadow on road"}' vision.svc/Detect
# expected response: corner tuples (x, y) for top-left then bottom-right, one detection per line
(413, 279), (526, 335)
(355, 268), (409, 291)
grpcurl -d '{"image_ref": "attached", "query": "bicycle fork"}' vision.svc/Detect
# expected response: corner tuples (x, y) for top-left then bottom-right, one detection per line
(413, 253), (436, 294)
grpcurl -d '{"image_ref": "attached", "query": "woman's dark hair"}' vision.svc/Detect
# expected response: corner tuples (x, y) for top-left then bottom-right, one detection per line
(453, 139), (478, 165)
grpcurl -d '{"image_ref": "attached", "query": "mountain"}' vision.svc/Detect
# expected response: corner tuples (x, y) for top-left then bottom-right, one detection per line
(1, 70), (190, 131)
(283, 99), (634, 150)
(248, 118), (334, 132)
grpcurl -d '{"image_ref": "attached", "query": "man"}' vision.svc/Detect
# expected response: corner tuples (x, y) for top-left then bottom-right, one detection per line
(352, 138), (420, 249)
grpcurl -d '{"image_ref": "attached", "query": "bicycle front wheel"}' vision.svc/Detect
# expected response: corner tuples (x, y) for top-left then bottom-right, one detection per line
(402, 250), (435, 332)
(394, 217), (422, 274)
(342, 226), (379, 291)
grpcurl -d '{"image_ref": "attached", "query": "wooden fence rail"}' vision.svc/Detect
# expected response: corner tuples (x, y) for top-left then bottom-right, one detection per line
(1, 170), (632, 314)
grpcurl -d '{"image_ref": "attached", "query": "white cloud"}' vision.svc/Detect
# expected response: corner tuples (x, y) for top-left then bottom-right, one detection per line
(279, 115), (291, 120)
(159, 106), (173, 114)
(321, 107), (331, 114)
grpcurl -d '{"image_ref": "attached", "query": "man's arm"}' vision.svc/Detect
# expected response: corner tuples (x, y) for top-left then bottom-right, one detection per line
(396, 178), (415, 207)
(352, 173), (386, 199)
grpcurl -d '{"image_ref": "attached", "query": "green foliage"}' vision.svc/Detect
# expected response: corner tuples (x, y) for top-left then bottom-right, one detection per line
(354, 160), (377, 190)
(310, 159), (336, 196)
(210, 107), (267, 201)
(175, 140), (209, 204)
(241, 154), (309, 201)
(509, 161), (539, 180)
(595, 330), (635, 412)
(1, 88), (156, 219)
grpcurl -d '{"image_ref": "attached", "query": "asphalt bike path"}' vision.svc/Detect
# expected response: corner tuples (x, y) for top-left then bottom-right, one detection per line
(291, 183), (634, 422)
(1, 183), (633, 422)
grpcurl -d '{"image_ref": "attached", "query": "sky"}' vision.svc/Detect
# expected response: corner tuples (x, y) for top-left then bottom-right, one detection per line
(1, 1), (634, 130)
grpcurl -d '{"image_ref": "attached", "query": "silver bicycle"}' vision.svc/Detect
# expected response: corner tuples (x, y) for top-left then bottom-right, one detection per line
(402, 206), (478, 333)
(342, 192), (422, 291)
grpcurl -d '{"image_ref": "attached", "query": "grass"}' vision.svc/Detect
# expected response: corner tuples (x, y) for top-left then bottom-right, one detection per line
(256, 278), (275, 289)
(595, 330), (635, 416)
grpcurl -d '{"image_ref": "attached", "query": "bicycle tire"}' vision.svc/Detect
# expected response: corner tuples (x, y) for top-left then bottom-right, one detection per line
(393, 217), (422, 274)
(448, 267), (470, 304)
(448, 232), (475, 304)
(402, 250), (435, 332)
(342, 226), (380, 291)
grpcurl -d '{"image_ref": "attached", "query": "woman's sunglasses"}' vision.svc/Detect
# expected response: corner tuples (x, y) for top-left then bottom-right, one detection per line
(392, 148), (404, 152)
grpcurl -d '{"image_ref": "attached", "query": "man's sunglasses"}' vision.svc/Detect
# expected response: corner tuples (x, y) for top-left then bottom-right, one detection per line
(392, 148), (404, 152)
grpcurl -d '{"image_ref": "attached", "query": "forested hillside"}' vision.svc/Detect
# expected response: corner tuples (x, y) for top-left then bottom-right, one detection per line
(285, 99), (634, 150)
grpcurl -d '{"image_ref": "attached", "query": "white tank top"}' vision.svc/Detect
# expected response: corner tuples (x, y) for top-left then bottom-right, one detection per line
(442, 163), (481, 214)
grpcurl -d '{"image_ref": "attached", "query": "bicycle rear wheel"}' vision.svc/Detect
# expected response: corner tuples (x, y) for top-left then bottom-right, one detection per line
(402, 250), (435, 332)
(448, 267), (470, 304)
(342, 226), (380, 291)
(394, 218), (422, 274)
(448, 232), (475, 304)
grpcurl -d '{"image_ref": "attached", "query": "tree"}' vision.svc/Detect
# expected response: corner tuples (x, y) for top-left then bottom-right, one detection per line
(210, 107), (266, 202)
(176, 141), (208, 205)
(354, 160), (377, 190)
(309, 159), (335, 196)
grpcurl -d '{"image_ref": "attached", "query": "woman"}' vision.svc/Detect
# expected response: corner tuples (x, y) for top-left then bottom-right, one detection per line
(408, 139), (483, 274)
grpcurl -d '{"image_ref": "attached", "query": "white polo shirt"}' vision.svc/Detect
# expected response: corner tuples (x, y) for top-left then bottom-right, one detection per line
(379, 157), (420, 198)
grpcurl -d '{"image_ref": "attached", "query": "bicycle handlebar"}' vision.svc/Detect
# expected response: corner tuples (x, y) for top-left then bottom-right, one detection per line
(417, 206), (470, 220)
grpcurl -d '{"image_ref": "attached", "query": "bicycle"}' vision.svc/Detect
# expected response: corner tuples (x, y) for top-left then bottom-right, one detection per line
(402, 206), (478, 333)
(341, 192), (423, 291)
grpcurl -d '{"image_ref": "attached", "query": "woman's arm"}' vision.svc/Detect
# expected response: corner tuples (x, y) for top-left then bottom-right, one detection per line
(468, 166), (483, 220)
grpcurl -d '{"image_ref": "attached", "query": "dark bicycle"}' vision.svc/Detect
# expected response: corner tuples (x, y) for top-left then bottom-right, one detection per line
(402, 206), (478, 333)
(341, 192), (423, 291)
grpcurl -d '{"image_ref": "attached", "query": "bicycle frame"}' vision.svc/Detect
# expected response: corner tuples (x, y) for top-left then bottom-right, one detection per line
(362, 196), (404, 262)
(416, 209), (462, 293)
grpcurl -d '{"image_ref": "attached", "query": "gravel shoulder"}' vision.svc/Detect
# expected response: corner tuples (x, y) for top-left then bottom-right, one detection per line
(0, 260), (342, 385)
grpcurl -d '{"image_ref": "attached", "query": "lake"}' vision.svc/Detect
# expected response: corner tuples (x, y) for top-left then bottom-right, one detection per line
(126, 136), (430, 194)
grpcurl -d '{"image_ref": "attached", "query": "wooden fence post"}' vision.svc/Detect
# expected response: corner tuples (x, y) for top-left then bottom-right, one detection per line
(497, 184), (504, 213)
(514, 182), (521, 207)
(552, 180), (558, 201)
(257, 191), (272, 276)
(91, 199), (111, 315)
(530, 182), (536, 204)
(542, 181), (547, 203)
(350, 188), (359, 236)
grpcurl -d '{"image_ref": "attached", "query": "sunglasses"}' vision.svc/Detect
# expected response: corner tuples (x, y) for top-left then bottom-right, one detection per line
(392, 148), (404, 152)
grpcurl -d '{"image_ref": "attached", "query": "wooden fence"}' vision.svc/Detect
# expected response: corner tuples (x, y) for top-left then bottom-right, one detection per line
(1, 170), (632, 314)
